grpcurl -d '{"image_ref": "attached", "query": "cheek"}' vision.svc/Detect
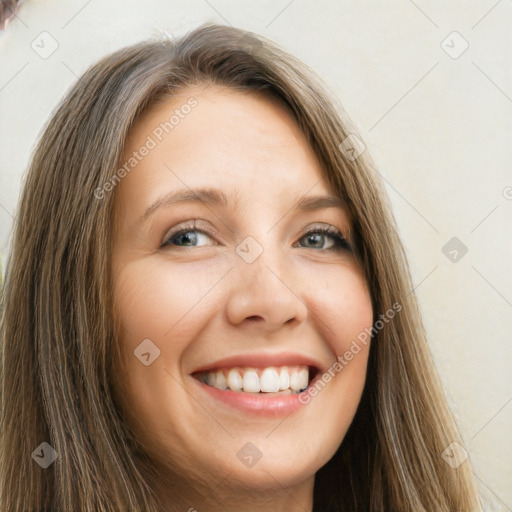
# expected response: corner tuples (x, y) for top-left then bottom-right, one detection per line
(331, 279), (373, 356)
(303, 261), (374, 356)
(303, 264), (373, 413)
(111, 257), (224, 445)
(113, 257), (223, 350)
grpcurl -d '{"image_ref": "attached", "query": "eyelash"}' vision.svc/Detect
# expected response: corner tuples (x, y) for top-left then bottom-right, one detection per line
(161, 221), (352, 253)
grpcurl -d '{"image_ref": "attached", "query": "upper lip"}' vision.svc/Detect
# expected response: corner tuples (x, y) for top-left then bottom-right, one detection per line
(190, 352), (325, 375)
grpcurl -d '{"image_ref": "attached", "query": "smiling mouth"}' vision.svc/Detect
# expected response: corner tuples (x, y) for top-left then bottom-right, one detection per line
(192, 365), (319, 395)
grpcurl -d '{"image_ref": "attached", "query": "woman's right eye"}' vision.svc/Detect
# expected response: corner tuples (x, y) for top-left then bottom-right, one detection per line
(161, 225), (216, 248)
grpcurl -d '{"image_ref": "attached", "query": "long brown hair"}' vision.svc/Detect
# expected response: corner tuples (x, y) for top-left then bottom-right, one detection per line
(0, 23), (481, 511)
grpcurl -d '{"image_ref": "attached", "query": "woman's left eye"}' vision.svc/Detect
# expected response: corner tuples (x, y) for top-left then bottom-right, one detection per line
(295, 227), (352, 252)
(161, 223), (352, 252)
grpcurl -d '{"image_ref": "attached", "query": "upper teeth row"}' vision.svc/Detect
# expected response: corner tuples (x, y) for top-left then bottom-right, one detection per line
(200, 366), (310, 393)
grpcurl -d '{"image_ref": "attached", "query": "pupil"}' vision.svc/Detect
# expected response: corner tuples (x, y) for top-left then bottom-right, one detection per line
(179, 231), (196, 246)
(308, 234), (322, 248)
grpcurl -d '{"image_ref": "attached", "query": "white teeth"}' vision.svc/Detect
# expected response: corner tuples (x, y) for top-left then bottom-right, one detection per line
(290, 367), (308, 391)
(298, 367), (309, 390)
(201, 365), (310, 394)
(206, 372), (216, 387)
(227, 369), (243, 391)
(242, 370), (260, 392)
(279, 367), (290, 391)
(289, 368), (301, 391)
(260, 368), (280, 392)
(215, 370), (227, 390)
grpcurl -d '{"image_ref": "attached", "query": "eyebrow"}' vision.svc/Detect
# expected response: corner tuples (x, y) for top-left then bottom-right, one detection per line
(141, 188), (228, 222)
(140, 187), (346, 222)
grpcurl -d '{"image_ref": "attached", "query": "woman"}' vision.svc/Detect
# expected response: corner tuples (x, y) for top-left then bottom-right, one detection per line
(0, 23), (481, 511)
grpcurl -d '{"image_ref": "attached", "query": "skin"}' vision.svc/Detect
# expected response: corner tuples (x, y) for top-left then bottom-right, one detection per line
(111, 84), (374, 512)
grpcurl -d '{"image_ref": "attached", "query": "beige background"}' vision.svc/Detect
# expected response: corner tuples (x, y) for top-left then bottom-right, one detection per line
(0, 1), (511, 509)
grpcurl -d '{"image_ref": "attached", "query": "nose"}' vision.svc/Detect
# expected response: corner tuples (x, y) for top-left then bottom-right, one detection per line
(224, 246), (308, 332)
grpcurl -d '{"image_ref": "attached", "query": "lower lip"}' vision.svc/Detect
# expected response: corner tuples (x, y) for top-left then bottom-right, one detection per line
(191, 378), (311, 416)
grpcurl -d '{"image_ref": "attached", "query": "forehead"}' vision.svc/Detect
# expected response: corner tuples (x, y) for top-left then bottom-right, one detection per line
(115, 84), (337, 218)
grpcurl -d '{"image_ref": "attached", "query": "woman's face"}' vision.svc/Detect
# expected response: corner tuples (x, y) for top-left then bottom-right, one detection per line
(112, 85), (373, 501)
